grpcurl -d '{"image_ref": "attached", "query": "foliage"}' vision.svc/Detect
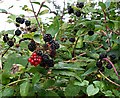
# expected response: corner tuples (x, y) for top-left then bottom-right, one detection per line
(0, 0), (120, 97)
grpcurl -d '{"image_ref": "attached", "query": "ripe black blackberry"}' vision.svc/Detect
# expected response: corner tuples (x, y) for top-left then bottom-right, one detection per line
(75, 11), (81, 17)
(7, 40), (14, 47)
(15, 23), (20, 27)
(99, 66), (105, 72)
(25, 20), (31, 26)
(49, 50), (56, 58)
(36, 50), (43, 56)
(50, 40), (60, 50)
(15, 29), (22, 36)
(42, 54), (49, 61)
(88, 31), (94, 36)
(76, 2), (84, 8)
(106, 63), (112, 69)
(96, 60), (102, 68)
(43, 34), (52, 42)
(28, 41), (36, 52)
(3, 34), (9, 43)
(68, 6), (74, 14)
(99, 53), (107, 59)
(109, 54), (116, 60)
(69, 38), (75, 42)
(47, 59), (54, 67)
(16, 17), (25, 24)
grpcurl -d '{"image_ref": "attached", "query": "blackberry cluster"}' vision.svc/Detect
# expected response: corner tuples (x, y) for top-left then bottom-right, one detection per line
(96, 53), (113, 72)
(67, 2), (84, 17)
(28, 41), (37, 52)
(16, 17), (31, 27)
(43, 34), (60, 58)
(3, 34), (15, 47)
(40, 54), (54, 68)
(28, 52), (42, 66)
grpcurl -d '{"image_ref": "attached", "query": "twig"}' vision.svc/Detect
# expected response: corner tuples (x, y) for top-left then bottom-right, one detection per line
(29, 0), (43, 35)
(72, 37), (79, 57)
(61, 0), (65, 20)
(99, 71), (120, 87)
(103, 58), (120, 80)
(2, 46), (11, 57)
(36, 0), (46, 17)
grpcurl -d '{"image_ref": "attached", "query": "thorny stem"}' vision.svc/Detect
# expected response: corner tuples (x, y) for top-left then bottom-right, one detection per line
(103, 58), (120, 80)
(29, 0), (43, 35)
(99, 71), (120, 87)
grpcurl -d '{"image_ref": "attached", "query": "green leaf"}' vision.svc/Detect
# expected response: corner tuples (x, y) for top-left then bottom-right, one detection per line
(99, 2), (106, 10)
(76, 37), (83, 48)
(103, 90), (114, 97)
(64, 84), (80, 96)
(33, 34), (41, 43)
(93, 81), (105, 91)
(39, 9), (49, 15)
(74, 80), (89, 86)
(82, 66), (97, 76)
(46, 17), (59, 37)
(43, 79), (55, 89)
(20, 81), (30, 96)
(0, 9), (7, 13)
(32, 72), (40, 84)
(86, 84), (99, 96)
(45, 91), (60, 97)
(105, 0), (111, 9)
(2, 87), (14, 96)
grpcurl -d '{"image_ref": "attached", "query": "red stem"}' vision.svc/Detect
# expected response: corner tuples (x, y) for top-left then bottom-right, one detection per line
(103, 58), (120, 80)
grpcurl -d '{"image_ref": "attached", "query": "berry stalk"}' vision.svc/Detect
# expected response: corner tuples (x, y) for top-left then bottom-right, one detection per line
(103, 58), (120, 80)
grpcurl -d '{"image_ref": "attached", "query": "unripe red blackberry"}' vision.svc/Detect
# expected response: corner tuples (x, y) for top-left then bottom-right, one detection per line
(25, 20), (31, 26)
(43, 34), (52, 42)
(15, 29), (22, 36)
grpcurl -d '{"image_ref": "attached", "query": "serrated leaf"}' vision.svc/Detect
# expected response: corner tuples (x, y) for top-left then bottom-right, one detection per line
(86, 84), (99, 96)
(39, 9), (49, 15)
(2, 87), (14, 96)
(64, 84), (80, 96)
(43, 79), (55, 89)
(45, 91), (60, 97)
(32, 72), (40, 84)
(46, 17), (59, 37)
(82, 66), (97, 76)
(20, 81), (30, 96)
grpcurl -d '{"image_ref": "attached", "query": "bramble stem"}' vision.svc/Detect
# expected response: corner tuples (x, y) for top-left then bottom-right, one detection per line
(103, 58), (120, 80)
(99, 71), (120, 87)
